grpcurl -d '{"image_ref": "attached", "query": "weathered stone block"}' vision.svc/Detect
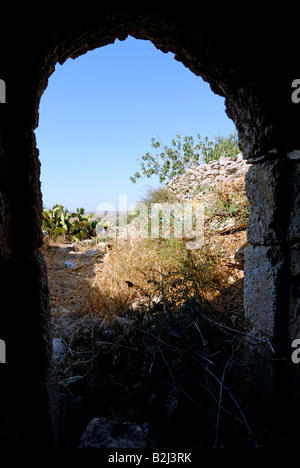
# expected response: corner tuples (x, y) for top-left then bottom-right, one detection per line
(245, 160), (285, 245)
(244, 244), (284, 339)
(288, 245), (300, 340)
(244, 244), (287, 400)
(287, 160), (300, 243)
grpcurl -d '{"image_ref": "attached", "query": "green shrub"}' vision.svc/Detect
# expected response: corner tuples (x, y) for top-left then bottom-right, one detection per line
(130, 132), (240, 183)
(139, 185), (177, 207)
(42, 204), (99, 241)
(70, 207), (98, 240)
(42, 204), (73, 240)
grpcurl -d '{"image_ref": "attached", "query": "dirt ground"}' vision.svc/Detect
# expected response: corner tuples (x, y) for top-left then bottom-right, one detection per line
(41, 226), (247, 327)
(41, 240), (107, 314)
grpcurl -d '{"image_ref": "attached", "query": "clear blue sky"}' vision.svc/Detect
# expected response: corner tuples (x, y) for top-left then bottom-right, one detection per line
(35, 36), (237, 213)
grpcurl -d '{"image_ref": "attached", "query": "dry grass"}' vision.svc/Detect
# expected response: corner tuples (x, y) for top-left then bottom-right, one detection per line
(42, 174), (250, 335)
(84, 178), (249, 322)
(41, 172), (261, 447)
(87, 238), (208, 317)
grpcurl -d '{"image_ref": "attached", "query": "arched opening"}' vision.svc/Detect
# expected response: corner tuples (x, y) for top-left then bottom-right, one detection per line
(36, 36), (237, 212)
(36, 36), (254, 448)
(1, 8), (299, 449)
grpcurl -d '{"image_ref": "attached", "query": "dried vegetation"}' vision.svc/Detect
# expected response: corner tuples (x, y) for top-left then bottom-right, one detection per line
(40, 173), (269, 448)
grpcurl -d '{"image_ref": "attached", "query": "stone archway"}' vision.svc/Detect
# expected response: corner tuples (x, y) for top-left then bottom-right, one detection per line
(0, 7), (300, 447)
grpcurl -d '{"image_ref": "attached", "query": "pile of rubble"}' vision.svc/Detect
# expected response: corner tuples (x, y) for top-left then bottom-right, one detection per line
(166, 152), (251, 200)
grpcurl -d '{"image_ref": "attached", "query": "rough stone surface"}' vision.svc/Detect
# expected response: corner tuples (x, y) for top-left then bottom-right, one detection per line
(64, 260), (76, 269)
(289, 246), (300, 340)
(52, 337), (68, 365)
(287, 161), (300, 243)
(243, 244), (287, 400)
(84, 249), (98, 257)
(244, 245), (285, 339)
(0, 5), (300, 448)
(245, 159), (286, 245)
(166, 152), (250, 200)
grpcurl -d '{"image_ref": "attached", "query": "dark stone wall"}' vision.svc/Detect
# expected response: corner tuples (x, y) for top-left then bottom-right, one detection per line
(0, 5), (299, 447)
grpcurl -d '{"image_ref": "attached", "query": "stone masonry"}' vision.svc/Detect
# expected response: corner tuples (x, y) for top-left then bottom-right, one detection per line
(0, 5), (300, 447)
(166, 152), (250, 200)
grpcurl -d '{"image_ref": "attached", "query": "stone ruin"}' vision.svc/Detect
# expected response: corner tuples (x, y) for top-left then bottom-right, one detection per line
(166, 152), (250, 199)
(0, 6), (300, 447)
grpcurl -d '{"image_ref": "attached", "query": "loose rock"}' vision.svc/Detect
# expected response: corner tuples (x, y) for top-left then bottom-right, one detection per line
(78, 417), (158, 448)
(84, 249), (98, 257)
(64, 260), (76, 269)
(168, 153), (250, 200)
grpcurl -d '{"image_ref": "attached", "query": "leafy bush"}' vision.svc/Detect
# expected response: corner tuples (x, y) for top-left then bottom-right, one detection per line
(130, 132), (240, 183)
(201, 133), (240, 164)
(42, 204), (100, 241)
(139, 185), (177, 207)
(42, 204), (73, 240)
(70, 207), (98, 240)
